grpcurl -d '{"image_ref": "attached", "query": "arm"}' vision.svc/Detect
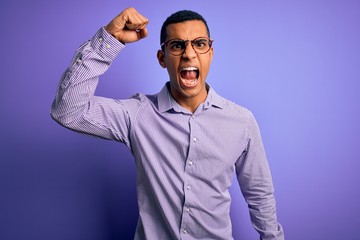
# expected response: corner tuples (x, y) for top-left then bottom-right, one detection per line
(235, 112), (284, 240)
(50, 8), (149, 146)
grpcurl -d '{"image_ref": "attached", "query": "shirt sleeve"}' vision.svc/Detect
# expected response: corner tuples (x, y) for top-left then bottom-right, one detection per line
(50, 26), (140, 148)
(235, 112), (284, 240)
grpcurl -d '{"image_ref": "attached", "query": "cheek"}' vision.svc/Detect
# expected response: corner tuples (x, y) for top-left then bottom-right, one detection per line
(201, 60), (212, 76)
(165, 60), (179, 77)
(200, 54), (213, 74)
(165, 66), (178, 82)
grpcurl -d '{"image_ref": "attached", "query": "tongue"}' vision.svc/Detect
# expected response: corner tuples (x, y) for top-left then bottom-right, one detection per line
(181, 70), (197, 80)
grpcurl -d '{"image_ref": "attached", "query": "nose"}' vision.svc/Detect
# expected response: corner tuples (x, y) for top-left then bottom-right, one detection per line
(182, 41), (197, 59)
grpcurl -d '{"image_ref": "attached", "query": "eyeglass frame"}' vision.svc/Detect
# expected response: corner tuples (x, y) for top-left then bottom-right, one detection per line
(160, 37), (214, 56)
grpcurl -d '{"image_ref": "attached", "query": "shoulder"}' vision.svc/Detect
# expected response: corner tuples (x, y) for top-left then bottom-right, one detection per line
(123, 92), (159, 113)
(211, 91), (261, 134)
(130, 92), (158, 106)
(215, 93), (253, 120)
(217, 96), (263, 145)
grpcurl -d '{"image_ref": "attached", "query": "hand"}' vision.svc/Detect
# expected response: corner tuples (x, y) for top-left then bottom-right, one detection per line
(105, 7), (149, 44)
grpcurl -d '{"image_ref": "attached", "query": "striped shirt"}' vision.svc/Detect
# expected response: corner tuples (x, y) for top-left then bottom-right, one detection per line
(51, 27), (284, 240)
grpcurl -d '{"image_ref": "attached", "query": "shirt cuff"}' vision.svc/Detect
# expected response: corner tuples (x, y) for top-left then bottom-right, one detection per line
(90, 26), (125, 61)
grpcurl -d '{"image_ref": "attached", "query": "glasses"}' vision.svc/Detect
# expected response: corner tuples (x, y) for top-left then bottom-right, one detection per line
(160, 37), (214, 56)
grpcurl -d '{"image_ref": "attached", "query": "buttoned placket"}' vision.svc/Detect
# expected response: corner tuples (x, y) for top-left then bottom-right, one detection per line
(179, 114), (198, 239)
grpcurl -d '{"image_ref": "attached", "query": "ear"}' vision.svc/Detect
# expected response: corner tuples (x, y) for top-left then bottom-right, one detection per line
(157, 50), (167, 68)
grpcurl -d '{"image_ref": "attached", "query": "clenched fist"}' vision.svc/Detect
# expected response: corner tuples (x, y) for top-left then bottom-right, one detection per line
(105, 7), (149, 44)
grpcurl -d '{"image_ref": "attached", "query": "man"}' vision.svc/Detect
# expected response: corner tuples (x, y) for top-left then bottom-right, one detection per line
(51, 7), (284, 240)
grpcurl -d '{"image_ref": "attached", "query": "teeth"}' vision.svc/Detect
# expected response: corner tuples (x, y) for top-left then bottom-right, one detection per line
(181, 67), (198, 71)
(183, 78), (198, 86)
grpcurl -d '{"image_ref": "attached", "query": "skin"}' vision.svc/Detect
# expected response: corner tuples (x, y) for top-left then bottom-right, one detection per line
(105, 7), (149, 44)
(157, 21), (214, 113)
(106, 8), (213, 113)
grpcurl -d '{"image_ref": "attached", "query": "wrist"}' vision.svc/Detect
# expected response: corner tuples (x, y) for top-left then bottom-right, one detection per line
(105, 25), (125, 45)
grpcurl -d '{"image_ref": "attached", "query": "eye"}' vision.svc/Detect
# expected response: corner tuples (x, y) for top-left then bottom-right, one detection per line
(193, 39), (208, 49)
(169, 40), (185, 51)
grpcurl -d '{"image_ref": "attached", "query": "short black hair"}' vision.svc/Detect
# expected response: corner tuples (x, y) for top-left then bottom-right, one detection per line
(160, 10), (210, 45)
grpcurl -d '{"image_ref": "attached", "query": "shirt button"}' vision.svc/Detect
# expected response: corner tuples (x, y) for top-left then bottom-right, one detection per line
(185, 207), (190, 213)
(193, 137), (197, 142)
(183, 229), (188, 234)
(186, 185), (191, 190)
(188, 161), (193, 166)
(106, 44), (111, 48)
(76, 58), (82, 64)
(99, 37), (104, 42)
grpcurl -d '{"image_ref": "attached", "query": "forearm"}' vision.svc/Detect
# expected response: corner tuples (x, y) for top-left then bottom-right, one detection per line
(50, 27), (126, 139)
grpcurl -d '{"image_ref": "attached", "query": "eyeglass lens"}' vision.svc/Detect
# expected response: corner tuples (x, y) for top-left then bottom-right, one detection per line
(166, 38), (212, 55)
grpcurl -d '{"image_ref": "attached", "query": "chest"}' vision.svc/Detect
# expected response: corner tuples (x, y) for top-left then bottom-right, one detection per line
(132, 109), (248, 175)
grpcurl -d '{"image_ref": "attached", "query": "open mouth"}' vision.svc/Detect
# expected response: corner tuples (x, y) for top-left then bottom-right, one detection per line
(180, 67), (199, 87)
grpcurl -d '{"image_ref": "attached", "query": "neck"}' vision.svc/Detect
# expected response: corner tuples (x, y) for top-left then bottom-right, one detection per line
(167, 82), (209, 113)
(169, 88), (208, 114)
(176, 97), (206, 113)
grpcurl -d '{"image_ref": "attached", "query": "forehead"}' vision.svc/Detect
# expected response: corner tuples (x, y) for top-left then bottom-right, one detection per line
(165, 20), (208, 40)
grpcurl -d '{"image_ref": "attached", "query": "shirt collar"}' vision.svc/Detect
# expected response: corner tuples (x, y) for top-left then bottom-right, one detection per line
(157, 82), (224, 113)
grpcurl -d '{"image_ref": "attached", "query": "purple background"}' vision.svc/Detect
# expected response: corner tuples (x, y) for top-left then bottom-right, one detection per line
(1, 0), (360, 239)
